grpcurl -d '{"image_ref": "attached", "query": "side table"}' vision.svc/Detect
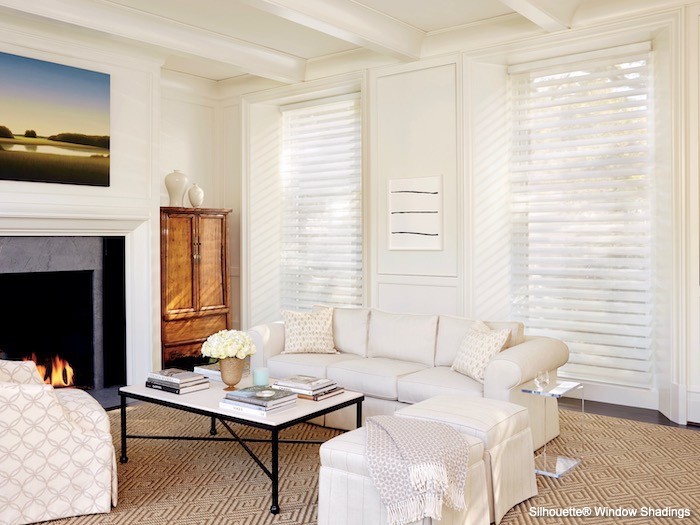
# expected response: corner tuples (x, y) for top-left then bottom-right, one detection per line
(521, 380), (583, 478)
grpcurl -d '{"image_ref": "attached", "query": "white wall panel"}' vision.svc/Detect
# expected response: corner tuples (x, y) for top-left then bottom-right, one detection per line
(160, 85), (218, 208)
(464, 60), (512, 321)
(371, 59), (460, 280)
(223, 102), (242, 329)
(376, 280), (459, 315)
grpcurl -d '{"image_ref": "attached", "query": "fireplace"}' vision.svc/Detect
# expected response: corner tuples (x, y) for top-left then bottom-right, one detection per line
(0, 236), (126, 396)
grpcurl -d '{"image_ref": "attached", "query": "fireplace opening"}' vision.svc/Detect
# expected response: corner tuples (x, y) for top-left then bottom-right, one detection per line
(0, 236), (126, 401)
(0, 270), (94, 386)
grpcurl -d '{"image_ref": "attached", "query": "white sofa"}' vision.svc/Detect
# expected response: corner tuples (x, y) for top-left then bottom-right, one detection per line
(249, 308), (569, 450)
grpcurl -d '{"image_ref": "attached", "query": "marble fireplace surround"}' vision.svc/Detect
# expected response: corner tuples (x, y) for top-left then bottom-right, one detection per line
(0, 215), (154, 387)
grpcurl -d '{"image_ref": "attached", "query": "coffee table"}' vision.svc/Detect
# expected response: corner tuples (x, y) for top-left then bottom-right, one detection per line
(118, 379), (364, 514)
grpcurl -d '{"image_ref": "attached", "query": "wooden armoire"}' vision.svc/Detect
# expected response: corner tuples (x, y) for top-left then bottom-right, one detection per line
(160, 207), (231, 368)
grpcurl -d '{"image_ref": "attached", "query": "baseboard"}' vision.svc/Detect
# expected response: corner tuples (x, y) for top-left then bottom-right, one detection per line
(687, 389), (700, 424)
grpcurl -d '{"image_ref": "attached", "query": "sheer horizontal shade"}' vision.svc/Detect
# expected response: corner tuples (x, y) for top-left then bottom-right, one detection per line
(280, 96), (363, 312)
(511, 49), (653, 389)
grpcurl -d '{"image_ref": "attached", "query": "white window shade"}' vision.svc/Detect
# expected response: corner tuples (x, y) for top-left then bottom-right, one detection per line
(510, 50), (654, 389)
(280, 96), (363, 310)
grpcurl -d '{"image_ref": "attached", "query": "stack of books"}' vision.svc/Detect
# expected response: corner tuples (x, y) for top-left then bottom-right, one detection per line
(219, 385), (297, 417)
(272, 375), (344, 401)
(146, 368), (209, 394)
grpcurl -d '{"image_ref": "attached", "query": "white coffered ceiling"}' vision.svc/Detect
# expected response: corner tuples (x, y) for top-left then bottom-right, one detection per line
(0, 0), (632, 82)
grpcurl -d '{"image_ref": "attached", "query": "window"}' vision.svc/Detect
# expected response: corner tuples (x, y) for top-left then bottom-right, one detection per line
(510, 46), (654, 388)
(279, 95), (363, 310)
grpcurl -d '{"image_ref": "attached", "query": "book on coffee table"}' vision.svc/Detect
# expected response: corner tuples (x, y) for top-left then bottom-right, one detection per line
(193, 362), (222, 382)
(271, 381), (338, 396)
(219, 397), (296, 417)
(225, 385), (296, 408)
(145, 379), (209, 394)
(272, 375), (338, 396)
(296, 387), (345, 401)
(274, 375), (335, 389)
(147, 368), (205, 385)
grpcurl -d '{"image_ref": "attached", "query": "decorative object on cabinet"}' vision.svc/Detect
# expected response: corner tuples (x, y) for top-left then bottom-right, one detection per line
(388, 175), (443, 250)
(164, 170), (189, 207)
(160, 207), (231, 368)
(188, 183), (205, 208)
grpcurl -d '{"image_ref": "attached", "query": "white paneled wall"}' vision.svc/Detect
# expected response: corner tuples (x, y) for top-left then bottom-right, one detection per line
(0, 18), (161, 384)
(370, 57), (463, 315)
(210, 7), (696, 423)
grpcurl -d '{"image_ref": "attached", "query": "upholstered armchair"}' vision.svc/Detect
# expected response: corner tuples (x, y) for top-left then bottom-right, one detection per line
(0, 360), (117, 525)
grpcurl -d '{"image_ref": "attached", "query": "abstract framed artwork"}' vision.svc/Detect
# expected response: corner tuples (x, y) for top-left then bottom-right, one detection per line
(0, 51), (110, 187)
(388, 176), (443, 250)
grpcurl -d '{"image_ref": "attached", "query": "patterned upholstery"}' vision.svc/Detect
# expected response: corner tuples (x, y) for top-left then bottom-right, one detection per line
(0, 360), (117, 525)
(0, 359), (45, 385)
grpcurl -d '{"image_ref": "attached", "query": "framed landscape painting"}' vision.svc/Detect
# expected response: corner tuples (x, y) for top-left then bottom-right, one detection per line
(0, 51), (110, 186)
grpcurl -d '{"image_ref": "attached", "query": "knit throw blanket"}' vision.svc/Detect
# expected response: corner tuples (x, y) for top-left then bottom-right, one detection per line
(365, 415), (470, 525)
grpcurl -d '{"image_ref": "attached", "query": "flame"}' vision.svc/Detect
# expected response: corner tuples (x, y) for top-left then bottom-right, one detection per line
(23, 353), (75, 387)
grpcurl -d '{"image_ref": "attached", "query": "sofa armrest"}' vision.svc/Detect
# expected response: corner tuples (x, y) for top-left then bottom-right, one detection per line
(483, 336), (569, 398)
(248, 321), (285, 370)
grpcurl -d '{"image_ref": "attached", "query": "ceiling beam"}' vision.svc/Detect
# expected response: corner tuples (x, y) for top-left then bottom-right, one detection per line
(0, 0), (306, 83)
(241, 0), (424, 60)
(499, 0), (570, 32)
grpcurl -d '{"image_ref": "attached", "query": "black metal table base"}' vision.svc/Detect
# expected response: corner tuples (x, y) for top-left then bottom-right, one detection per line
(119, 392), (363, 515)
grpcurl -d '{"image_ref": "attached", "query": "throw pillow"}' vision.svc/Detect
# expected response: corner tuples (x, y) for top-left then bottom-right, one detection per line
(281, 307), (336, 354)
(451, 320), (511, 383)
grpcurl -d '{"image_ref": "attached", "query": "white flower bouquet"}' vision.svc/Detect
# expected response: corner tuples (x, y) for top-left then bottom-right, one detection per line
(201, 330), (256, 360)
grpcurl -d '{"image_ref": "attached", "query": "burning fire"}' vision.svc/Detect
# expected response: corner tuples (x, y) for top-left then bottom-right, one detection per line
(23, 353), (75, 387)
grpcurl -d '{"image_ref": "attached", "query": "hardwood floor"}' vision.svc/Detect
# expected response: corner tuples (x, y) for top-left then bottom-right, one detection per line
(559, 397), (700, 431)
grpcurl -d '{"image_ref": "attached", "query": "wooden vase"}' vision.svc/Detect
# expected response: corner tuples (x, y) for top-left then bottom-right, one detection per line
(220, 357), (244, 391)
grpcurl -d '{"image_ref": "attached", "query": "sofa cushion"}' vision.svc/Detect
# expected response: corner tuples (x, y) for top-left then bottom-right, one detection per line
(397, 366), (483, 405)
(451, 321), (511, 383)
(267, 352), (361, 380)
(368, 310), (437, 367)
(281, 307), (336, 354)
(435, 315), (525, 367)
(396, 396), (531, 450)
(316, 305), (370, 356)
(326, 358), (427, 401)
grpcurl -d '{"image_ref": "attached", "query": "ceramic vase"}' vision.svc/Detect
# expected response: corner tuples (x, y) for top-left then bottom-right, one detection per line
(188, 183), (205, 208)
(164, 170), (189, 207)
(219, 357), (244, 391)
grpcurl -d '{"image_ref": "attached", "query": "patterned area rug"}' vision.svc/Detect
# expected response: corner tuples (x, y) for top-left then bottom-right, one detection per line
(49, 404), (700, 525)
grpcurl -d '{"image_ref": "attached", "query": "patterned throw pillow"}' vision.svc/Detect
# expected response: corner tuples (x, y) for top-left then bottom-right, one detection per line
(0, 359), (45, 384)
(451, 320), (511, 383)
(281, 307), (336, 354)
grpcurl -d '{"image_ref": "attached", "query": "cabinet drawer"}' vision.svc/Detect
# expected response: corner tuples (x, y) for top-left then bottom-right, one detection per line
(162, 314), (228, 343)
(163, 342), (204, 364)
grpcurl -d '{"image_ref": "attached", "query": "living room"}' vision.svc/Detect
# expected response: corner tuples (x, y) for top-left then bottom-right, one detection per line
(0, 0), (698, 523)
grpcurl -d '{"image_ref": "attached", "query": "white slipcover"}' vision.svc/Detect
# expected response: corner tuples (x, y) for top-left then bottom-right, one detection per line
(0, 360), (117, 525)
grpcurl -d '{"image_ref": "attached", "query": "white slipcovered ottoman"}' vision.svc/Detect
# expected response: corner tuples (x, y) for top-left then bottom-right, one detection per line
(396, 396), (537, 524)
(319, 427), (489, 525)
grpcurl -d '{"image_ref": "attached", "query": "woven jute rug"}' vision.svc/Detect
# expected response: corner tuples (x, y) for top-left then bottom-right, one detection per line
(49, 403), (700, 525)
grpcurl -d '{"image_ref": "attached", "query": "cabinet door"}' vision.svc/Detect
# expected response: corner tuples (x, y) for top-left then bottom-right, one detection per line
(197, 213), (228, 311)
(162, 213), (196, 316)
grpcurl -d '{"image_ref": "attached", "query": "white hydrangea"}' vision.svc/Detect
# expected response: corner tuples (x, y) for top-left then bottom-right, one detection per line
(201, 330), (256, 360)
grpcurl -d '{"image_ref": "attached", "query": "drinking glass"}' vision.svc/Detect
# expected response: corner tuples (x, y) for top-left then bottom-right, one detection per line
(534, 370), (550, 391)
